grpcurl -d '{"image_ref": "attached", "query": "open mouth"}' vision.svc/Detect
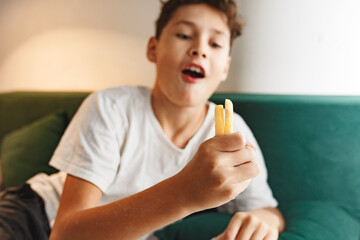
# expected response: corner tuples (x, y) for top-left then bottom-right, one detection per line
(182, 65), (205, 78)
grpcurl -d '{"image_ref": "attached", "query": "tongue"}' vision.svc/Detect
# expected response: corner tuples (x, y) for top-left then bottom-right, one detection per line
(182, 69), (203, 78)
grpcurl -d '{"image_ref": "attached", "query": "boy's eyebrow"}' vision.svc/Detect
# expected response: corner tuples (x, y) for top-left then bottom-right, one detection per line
(174, 20), (195, 27)
(173, 20), (228, 37)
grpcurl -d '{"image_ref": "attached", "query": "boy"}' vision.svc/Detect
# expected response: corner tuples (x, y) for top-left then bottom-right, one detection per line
(0, 0), (285, 239)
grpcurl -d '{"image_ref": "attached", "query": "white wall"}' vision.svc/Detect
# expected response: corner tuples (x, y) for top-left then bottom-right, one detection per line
(232, 0), (360, 95)
(0, 0), (359, 94)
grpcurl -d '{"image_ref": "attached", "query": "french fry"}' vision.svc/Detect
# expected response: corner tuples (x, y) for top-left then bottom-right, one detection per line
(215, 105), (224, 135)
(224, 99), (233, 134)
(215, 99), (233, 135)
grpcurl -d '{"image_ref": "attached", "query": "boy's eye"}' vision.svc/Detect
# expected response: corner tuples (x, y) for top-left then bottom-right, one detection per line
(176, 33), (191, 40)
(210, 42), (222, 48)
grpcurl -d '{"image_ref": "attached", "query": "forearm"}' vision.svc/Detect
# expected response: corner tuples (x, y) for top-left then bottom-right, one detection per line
(250, 207), (285, 232)
(50, 176), (191, 240)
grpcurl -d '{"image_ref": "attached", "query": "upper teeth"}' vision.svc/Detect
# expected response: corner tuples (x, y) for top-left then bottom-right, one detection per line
(188, 66), (203, 74)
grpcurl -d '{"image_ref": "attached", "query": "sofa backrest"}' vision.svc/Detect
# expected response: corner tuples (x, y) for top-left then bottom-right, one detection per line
(0, 91), (90, 150)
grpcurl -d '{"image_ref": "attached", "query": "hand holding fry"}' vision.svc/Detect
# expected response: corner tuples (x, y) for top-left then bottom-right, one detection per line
(174, 133), (258, 212)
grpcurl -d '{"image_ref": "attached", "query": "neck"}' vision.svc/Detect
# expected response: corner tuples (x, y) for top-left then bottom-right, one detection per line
(151, 90), (208, 149)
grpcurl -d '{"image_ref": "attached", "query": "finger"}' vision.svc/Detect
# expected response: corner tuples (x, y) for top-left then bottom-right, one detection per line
(232, 161), (260, 183)
(233, 146), (256, 167)
(250, 225), (268, 240)
(231, 213), (258, 240)
(264, 230), (278, 240)
(221, 213), (244, 240)
(218, 146), (255, 168)
(211, 132), (247, 152)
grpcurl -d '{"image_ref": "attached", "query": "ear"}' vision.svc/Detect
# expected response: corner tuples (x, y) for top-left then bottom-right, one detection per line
(220, 56), (232, 82)
(146, 37), (158, 63)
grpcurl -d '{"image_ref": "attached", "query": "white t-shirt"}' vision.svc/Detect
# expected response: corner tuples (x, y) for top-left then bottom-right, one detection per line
(28, 86), (277, 239)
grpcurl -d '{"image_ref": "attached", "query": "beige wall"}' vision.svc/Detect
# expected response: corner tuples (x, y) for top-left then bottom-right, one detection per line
(1, 0), (359, 94)
(0, 0), (159, 92)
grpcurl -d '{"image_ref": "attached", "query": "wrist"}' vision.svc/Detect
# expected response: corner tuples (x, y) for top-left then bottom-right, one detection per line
(166, 173), (198, 216)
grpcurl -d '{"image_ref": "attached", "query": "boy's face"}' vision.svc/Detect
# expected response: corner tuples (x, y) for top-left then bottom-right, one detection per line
(148, 3), (232, 107)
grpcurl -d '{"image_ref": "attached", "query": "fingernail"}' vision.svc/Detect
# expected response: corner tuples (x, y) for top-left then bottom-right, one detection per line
(246, 142), (256, 151)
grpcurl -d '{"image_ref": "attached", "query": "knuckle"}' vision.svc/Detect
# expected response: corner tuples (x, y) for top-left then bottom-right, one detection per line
(234, 212), (245, 220)
(207, 155), (222, 172)
(259, 222), (268, 231)
(234, 132), (246, 147)
(223, 232), (232, 240)
(198, 141), (210, 154)
(198, 143), (216, 161)
(213, 172), (227, 187)
(223, 186), (235, 199)
(207, 158), (217, 171)
(246, 215), (259, 226)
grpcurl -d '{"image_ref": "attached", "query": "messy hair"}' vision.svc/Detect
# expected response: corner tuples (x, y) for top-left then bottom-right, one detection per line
(155, 0), (243, 46)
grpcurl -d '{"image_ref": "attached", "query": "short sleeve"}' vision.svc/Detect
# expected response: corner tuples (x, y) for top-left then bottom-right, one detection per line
(218, 114), (278, 213)
(49, 91), (124, 192)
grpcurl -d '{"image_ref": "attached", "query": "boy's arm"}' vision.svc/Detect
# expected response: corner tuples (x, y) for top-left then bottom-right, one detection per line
(50, 133), (259, 240)
(214, 207), (285, 240)
(50, 174), (192, 240)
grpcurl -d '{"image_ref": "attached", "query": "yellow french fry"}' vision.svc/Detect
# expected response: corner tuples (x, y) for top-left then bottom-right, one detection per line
(215, 105), (225, 135)
(224, 99), (233, 134)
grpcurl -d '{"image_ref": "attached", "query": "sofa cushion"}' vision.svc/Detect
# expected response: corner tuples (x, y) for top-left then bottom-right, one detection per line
(279, 201), (360, 240)
(0, 111), (69, 188)
(154, 212), (231, 240)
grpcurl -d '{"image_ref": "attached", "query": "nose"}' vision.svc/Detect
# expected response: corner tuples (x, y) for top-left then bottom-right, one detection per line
(189, 40), (207, 59)
(191, 49), (207, 59)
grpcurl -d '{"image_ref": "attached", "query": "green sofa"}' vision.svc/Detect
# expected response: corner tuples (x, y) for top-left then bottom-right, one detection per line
(0, 91), (359, 239)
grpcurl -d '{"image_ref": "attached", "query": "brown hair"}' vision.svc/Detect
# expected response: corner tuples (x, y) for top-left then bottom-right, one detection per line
(155, 0), (243, 46)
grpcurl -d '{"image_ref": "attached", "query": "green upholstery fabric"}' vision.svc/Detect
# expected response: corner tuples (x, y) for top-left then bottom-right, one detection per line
(278, 201), (359, 240)
(1, 112), (69, 188)
(154, 212), (231, 240)
(0, 91), (89, 153)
